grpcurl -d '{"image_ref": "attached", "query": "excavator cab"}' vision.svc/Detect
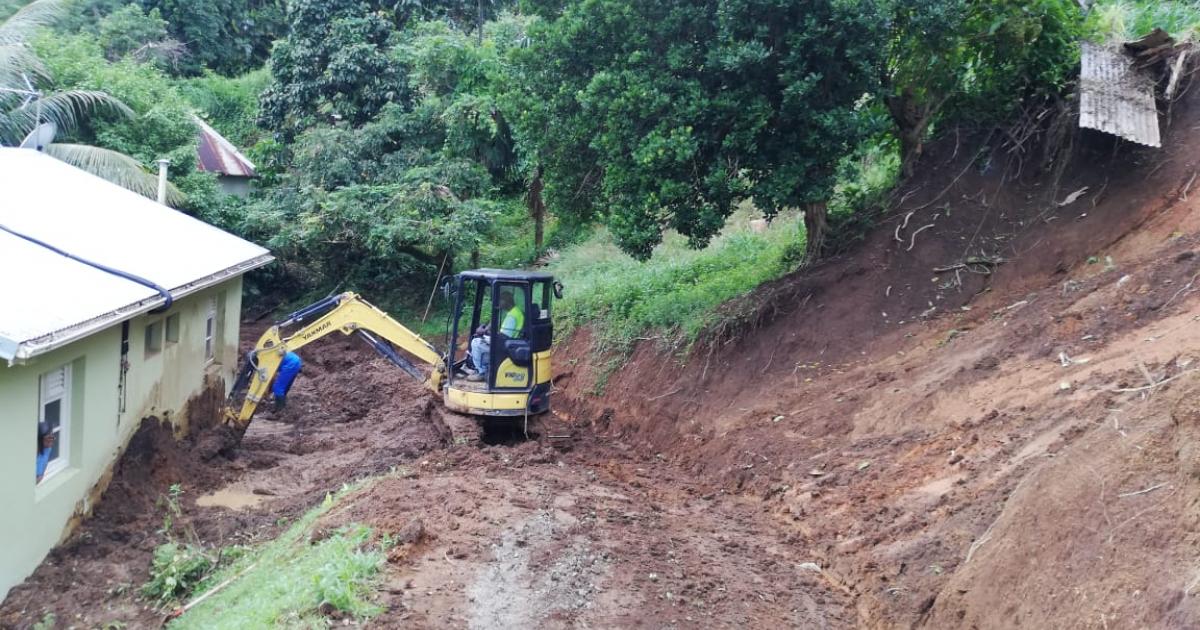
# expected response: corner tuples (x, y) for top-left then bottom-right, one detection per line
(444, 269), (560, 417)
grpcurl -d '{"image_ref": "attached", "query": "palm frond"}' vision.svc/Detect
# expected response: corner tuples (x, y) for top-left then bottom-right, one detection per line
(0, 0), (65, 46)
(10, 89), (133, 135)
(0, 42), (46, 81)
(43, 143), (186, 206)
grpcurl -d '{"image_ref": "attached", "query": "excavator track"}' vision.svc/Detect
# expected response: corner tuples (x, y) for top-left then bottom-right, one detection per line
(427, 404), (484, 447)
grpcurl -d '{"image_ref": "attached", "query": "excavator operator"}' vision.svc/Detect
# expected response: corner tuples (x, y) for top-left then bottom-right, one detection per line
(466, 289), (525, 382)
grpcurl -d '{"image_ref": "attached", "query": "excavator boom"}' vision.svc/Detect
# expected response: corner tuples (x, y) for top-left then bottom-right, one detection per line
(224, 292), (445, 431)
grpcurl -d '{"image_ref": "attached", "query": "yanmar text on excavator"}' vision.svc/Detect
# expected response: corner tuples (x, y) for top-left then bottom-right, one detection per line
(223, 269), (562, 443)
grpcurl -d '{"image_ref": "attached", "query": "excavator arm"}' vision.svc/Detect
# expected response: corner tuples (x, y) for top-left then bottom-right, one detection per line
(224, 292), (446, 431)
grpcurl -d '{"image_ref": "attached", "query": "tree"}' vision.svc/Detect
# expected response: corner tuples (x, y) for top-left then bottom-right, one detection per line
(0, 0), (176, 201)
(259, 0), (515, 139)
(880, 0), (1082, 175)
(516, 0), (885, 260)
(243, 103), (501, 296)
(96, 4), (184, 67)
(138, 0), (288, 76)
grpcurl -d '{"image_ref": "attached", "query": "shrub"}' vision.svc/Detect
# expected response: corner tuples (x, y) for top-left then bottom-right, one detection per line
(143, 542), (214, 604)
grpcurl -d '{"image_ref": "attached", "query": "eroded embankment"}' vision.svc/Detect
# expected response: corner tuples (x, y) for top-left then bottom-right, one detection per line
(552, 89), (1200, 627)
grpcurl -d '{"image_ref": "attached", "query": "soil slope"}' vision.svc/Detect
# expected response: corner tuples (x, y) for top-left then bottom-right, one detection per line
(554, 88), (1200, 627)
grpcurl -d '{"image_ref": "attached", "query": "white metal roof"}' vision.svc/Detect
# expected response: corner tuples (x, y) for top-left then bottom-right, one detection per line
(0, 149), (272, 364)
(1080, 42), (1162, 148)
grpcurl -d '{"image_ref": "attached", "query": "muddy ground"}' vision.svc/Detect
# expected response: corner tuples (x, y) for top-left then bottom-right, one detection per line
(8, 75), (1200, 630)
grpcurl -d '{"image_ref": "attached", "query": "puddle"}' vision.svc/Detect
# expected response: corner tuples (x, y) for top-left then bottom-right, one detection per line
(196, 488), (265, 510)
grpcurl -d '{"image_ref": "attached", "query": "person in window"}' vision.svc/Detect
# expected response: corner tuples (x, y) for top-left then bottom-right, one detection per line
(272, 351), (303, 411)
(36, 422), (55, 483)
(498, 290), (525, 339)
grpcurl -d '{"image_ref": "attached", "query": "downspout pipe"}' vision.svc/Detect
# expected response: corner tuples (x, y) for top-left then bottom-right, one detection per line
(156, 159), (171, 206)
(0, 223), (173, 312)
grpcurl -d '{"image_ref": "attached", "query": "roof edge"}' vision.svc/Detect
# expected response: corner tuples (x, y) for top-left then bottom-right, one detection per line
(4, 254), (273, 366)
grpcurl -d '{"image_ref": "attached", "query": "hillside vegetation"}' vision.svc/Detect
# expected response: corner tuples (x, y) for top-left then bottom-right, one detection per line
(0, 2), (1040, 302)
(0, 0), (1197, 336)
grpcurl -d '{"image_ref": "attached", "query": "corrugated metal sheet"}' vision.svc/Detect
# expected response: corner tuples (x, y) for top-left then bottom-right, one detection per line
(1080, 42), (1161, 148)
(194, 115), (256, 178)
(0, 149), (272, 363)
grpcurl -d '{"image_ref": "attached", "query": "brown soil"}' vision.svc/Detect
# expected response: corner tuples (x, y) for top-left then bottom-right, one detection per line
(7, 73), (1200, 630)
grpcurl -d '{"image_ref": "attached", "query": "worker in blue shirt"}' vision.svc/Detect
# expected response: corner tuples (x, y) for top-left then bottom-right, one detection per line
(35, 422), (55, 483)
(272, 351), (303, 411)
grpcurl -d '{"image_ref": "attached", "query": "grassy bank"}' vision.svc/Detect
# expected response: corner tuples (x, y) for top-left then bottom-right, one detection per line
(1086, 0), (1200, 41)
(548, 209), (805, 353)
(169, 482), (387, 629)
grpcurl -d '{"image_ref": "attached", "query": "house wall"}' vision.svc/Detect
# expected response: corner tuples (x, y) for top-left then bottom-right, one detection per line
(0, 278), (243, 601)
(217, 175), (253, 198)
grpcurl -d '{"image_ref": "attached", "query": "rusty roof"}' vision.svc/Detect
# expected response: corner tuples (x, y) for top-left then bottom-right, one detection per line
(1080, 42), (1161, 148)
(194, 115), (257, 177)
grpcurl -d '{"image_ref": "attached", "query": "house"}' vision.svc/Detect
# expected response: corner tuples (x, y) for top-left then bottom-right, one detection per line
(0, 149), (272, 600)
(194, 115), (257, 198)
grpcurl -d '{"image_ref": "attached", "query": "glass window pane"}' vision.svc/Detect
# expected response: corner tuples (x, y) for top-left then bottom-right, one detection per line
(497, 283), (528, 338)
(43, 399), (61, 460)
(531, 281), (550, 320)
(44, 399), (60, 428)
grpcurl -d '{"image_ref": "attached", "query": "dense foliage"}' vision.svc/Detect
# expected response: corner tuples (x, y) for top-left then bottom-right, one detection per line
(515, 0), (884, 259)
(9, 0), (1168, 325)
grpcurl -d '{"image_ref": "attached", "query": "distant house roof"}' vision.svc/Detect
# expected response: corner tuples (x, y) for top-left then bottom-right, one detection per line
(0, 149), (272, 364)
(194, 115), (256, 178)
(1080, 42), (1162, 148)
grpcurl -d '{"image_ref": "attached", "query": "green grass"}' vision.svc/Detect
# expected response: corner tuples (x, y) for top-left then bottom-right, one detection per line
(547, 207), (805, 356)
(169, 483), (387, 629)
(1086, 0), (1200, 42)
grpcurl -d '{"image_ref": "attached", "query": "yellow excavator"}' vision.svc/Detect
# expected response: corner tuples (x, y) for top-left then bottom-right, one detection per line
(223, 269), (561, 444)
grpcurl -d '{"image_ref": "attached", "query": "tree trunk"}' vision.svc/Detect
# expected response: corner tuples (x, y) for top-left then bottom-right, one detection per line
(470, 248), (480, 270)
(472, 0), (482, 44)
(803, 201), (829, 261)
(886, 90), (937, 178)
(526, 165), (546, 253)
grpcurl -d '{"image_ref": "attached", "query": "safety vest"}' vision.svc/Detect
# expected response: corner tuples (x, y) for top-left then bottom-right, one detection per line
(501, 306), (524, 337)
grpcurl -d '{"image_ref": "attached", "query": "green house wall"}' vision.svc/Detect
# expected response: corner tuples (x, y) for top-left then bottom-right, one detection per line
(0, 278), (243, 600)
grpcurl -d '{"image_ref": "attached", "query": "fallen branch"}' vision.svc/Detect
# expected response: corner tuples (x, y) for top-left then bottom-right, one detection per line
(1182, 171), (1198, 202)
(1111, 368), (1200, 393)
(1164, 269), (1200, 309)
(1117, 482), (1168, 498)
(1137, 361), (1157, 389)
(894, 211), (915, 243)
(648, 387), (682, 402)
(907, 224), (934, 252)
(165, 562), (259, 622)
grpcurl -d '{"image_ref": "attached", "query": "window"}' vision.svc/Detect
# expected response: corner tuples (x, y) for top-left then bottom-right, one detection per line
(204, 296), (217, 364)
(165, 313), (180, 343)
(38, 364), (71, 481)
(496, 283), (528, 339)
(145, 320), (163, 357)
(532, 281), (551, 321)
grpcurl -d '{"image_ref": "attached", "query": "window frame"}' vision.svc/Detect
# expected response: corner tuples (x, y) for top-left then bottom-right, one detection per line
(165, 313), (181, 344)
(204, 296), (217, 364)
(38, 364), (71, 482)
(144, 319), (163, 358)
